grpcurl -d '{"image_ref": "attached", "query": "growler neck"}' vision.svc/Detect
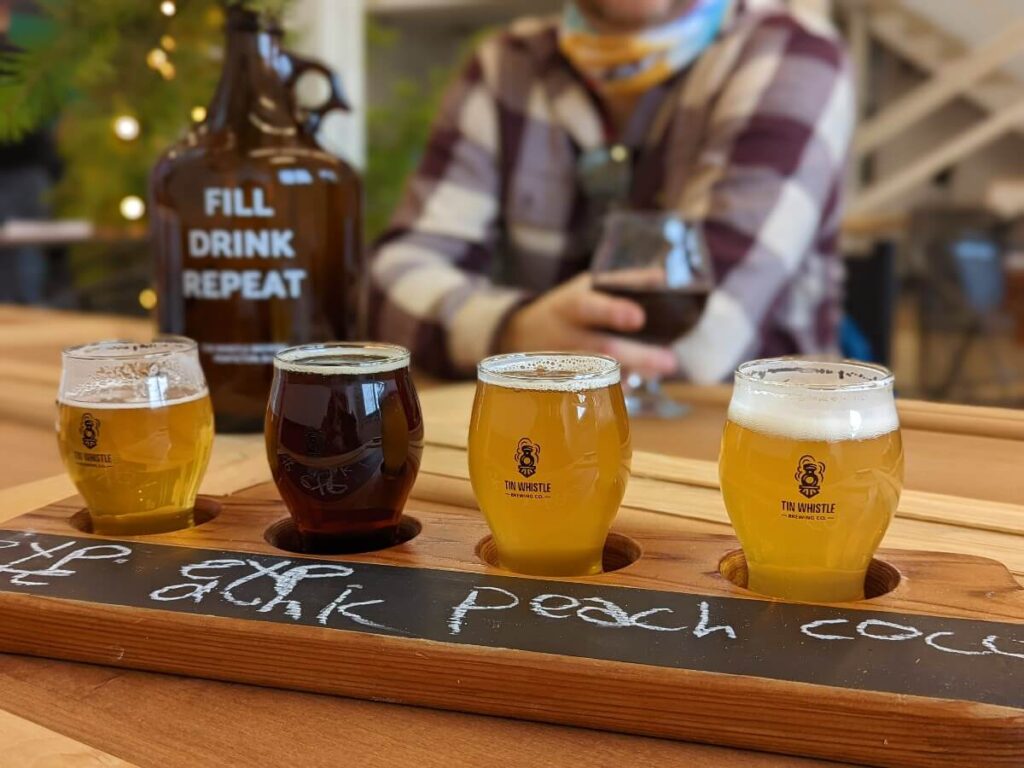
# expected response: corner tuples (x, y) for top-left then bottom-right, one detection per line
(205, 23), (298, 138)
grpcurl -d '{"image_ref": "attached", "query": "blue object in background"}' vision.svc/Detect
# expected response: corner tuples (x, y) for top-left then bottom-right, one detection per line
(840, 315), (875, 362)
(951, 236), (1004, 314)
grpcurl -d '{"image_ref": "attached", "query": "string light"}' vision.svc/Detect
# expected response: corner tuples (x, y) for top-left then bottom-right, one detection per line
(120, 196), (146, 221)
(191, 106), (207, 122)
(158, 61), (176, 80)
(146, 48), (168, 69)
(160, 1), (176, 16)
(138, 288), (158, 311)
(160, 35), (176, 51)
(112, 115), (140, 141)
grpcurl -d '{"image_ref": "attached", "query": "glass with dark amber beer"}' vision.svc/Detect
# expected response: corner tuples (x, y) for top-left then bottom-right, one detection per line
(719, 359), (904, 603)
(56, 338), (214, 535)
(468, 352), (632, 576)
(265, 342), (423, 551)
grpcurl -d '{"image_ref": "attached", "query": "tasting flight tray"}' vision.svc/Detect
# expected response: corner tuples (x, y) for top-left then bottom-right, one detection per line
(0, 481), (1021, 768)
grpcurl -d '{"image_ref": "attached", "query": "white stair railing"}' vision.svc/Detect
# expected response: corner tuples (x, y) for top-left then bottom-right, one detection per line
(844, 0), (1024, 217)
(854, 17), (1024, 158)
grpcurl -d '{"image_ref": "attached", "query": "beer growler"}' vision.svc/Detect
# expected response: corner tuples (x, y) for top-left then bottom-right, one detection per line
(151, 7), (362, 432)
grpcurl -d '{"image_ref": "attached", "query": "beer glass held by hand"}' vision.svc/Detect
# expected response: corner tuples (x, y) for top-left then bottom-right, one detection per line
(719, 359), (904, 603)
(591, 210), (713, 419)
(468, 352), (632, 576)
(265, 342), (424, 553)
(56, 338), (214, 536)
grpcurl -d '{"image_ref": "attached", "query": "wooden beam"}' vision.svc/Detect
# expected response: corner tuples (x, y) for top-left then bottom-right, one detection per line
(844, 2), (871, 195)
(850, 98), (1024, 215)
(854, 16), (1024, 157)
(846, 3), (871, 120)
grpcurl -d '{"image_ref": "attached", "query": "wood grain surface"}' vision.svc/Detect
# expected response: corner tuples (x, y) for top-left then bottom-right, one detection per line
(0, 708), (136, 767)
(10, 480), (1024, 621)
(1, 306), (1023, 767)
(2, 307), (1023, 503)
(2, 481), (1022, 768)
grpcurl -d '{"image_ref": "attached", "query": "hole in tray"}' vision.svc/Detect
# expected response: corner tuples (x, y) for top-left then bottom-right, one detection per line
(264, 515), (422, 555)
(475, 532), (641, 575)
(69, 496), (221, 535)
(718, 549), (901, 601)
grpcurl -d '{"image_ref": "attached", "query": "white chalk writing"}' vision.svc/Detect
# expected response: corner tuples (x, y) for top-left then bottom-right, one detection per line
(0, 538), (131, 586)
(800, 618), (1023, 661)
(449, 586), (519, 635)
(468, 589), (736, 638)
(150, 557), (397, 631)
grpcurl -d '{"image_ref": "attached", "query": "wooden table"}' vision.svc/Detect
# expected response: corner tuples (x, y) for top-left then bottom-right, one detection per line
(1, 306), (1022, 767)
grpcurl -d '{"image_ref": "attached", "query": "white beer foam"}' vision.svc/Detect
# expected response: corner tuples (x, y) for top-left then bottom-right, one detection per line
(729, 362), (898, 442)
(274, 343), (410, 376)
(59, 387), (209, 409)
(64, 339), (195, 359)
(478, 353), (620, 392)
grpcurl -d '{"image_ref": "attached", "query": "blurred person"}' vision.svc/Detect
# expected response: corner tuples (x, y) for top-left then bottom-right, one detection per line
(370, 0), (853, 381)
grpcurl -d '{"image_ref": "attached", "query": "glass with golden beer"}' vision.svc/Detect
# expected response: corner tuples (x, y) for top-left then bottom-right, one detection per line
(719, 358), (904, 602)
(468, 352), (631, 576)
(57, 339), (214, 535)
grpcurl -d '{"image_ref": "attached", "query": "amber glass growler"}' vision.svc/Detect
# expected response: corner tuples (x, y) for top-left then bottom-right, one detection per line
(151, 6), (362, 432)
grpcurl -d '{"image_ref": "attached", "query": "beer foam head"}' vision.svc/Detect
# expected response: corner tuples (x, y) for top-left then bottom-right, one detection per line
(59, 338), (208, 407)
(274, 342), (410, 376)
(728, 358), (898, 442)
(478, 352), (620, 392)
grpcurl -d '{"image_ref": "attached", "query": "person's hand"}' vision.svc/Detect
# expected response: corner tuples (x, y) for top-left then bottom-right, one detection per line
(498, 273), (678, 378)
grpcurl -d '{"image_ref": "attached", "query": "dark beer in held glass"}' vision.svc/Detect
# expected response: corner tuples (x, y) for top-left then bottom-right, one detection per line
(265, 343), (423, 551)
(590, 210), (714, 418)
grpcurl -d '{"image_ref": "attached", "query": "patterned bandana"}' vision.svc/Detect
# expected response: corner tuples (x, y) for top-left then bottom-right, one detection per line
(559, 0), (731, 96)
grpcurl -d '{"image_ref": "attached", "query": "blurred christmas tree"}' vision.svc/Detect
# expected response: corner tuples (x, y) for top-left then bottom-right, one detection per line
(0, 0), (289, 227)
(363, 20), (450, 241)
(0, 0), (468, 310)
(363, 22), (487, 241)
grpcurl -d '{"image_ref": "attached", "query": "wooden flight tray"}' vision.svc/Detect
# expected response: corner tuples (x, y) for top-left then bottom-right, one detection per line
(0, 482), (1021, 768)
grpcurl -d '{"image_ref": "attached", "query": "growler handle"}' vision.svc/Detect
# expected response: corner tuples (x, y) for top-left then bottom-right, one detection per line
(280, 51), (350, 136)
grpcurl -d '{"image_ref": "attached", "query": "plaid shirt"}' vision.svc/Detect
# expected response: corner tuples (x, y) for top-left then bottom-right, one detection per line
(370, 1), (853, 381)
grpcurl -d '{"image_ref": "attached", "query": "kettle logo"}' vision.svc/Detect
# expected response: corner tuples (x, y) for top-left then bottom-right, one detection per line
(795, 455), (825, 498)
(79, 413), (100, 450)
(515, 438), (540, 478)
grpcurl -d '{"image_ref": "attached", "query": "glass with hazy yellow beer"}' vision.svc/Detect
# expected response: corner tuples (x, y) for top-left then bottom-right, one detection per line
(719, 358), (904, 602)
(57, 338), (214, 535)
(468, 352), (631, 576)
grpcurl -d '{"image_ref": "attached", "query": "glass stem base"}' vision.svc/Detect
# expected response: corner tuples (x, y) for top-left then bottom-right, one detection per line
(624, 375), (690, 419)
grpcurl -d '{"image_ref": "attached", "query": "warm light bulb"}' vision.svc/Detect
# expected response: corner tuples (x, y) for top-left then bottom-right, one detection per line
(146, 48), (168, 69)
(112, 115), (140, 141)
(191, 105), (207, 123)
(160, 1), (176, 16)
(120, 196), (146, 221)
(160, 35), (176, 51)
(138, 288), (158, 311)
(158, 61), (176, 80)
